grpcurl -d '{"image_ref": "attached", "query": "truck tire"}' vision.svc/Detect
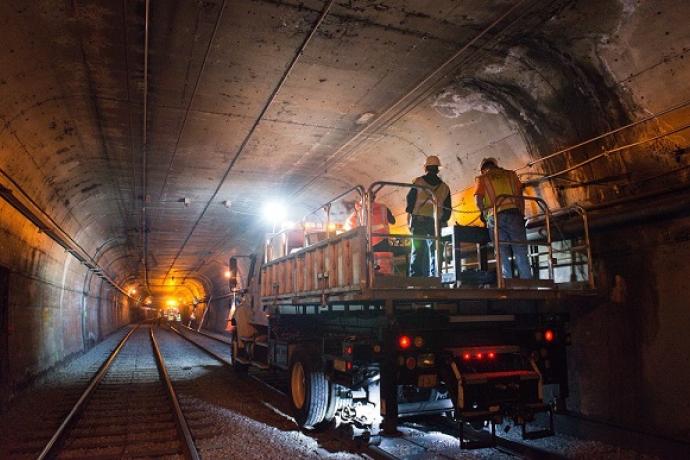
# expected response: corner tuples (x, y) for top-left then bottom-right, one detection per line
(289, 349), (328, 429)
(231, 334), (249, 374)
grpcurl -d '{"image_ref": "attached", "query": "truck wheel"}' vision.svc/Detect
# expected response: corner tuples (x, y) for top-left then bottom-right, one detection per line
(310, 381), (338, 432)
(289, 349), (328, 429)
(231, 334), (249, 373)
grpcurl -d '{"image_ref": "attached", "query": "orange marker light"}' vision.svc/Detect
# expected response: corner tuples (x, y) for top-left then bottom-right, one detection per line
(488, 352), (496, 359)
(463, 353), (471, 361)
(398, 335), (412, 349)
(476, 353), (483, 360)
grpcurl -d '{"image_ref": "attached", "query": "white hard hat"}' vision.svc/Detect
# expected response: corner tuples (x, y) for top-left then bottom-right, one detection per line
(424, 155), (441, 168)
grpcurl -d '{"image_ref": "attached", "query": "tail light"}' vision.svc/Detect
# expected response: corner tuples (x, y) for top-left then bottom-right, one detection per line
(398, 335), (411, 349)
(544, 329), (555, 342)
(461, 350), (498, 362)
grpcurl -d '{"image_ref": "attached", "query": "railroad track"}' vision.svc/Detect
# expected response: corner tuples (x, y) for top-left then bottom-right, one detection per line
(170, 324), (567, 459)
(34, 324), (200, 460)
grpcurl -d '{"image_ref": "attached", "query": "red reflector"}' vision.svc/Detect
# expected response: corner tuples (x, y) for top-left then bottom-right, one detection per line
(345, 346), (353, 355)
(463, 353), (471, 361)
(398, 335), (411, 349)
(346, 361), (353, 370)
(405, 357), (416, 370)
(488, 352), (496, 359)
(476, 353), (483, 360)
(544, 329), (555, 342)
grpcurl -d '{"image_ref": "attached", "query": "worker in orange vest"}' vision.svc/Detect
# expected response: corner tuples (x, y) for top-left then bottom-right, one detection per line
(474, 157), (531, 279)
(344, 199), (396, 250)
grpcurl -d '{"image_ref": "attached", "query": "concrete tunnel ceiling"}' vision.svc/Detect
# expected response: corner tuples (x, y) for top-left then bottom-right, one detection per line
(1, 0), (689, 301)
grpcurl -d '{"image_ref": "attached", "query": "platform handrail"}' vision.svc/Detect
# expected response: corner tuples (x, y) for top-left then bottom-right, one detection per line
(525, 204), (594, 289)
(491, 196), (595, 289)
(265, 185), (365, 262)
(301, 184), (366, 233)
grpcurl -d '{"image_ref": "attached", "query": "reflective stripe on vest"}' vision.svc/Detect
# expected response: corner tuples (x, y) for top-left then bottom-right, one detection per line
(412, 177), (450, 217)
(479, 169), (521, 217)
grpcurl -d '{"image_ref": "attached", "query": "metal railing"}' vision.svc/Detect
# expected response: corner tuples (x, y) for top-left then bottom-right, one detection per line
(265, 185), (365, 262)
(367, 181), (443, 286)
(491, 195), (594, 289)
(537, 205), (594, 289)
(492, 195), (552, 288)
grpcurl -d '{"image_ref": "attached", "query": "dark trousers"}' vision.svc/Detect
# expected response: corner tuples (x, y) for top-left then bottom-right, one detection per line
(409, 215), (437, 277)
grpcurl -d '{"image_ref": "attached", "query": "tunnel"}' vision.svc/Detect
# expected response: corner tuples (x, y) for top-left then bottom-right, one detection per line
(1, 0), (689, 458)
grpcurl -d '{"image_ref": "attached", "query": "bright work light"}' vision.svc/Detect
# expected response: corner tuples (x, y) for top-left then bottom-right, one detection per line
(262, 200), (287, 224)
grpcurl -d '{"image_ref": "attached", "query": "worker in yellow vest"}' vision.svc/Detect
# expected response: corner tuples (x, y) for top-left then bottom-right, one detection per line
(474, 157), (531, 279)
(406, 155), (452, 277)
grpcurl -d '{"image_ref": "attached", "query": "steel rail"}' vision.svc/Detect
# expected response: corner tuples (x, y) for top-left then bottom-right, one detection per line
(168, 326), (287, 397)
(169, 325), (232, 365)
(178, 323), (232, 345)
(149, 327), (201, 460)
(36, 325), (139, 460)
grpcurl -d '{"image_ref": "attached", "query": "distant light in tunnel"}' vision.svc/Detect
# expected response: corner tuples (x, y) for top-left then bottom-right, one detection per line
(262, 200), (287, 224)
(224, 270), (232, 279)
(166, 298), (178, 308)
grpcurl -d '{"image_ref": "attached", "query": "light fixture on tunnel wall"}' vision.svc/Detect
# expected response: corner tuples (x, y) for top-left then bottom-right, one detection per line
(355, 112), (375, 125)
(182, 197), (191, 207)
(223, 200), (231, 209)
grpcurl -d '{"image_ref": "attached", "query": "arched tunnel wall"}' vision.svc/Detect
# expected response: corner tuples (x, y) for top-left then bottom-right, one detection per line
(0, 200), (132, 406)
(0, 0), (689, 444)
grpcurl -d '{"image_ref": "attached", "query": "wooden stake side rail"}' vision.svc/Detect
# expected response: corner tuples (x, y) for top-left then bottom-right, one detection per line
(261, 228), (367, 298)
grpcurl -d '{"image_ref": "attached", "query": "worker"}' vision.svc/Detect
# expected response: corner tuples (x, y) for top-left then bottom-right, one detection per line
(406, 155), (452, 277)
(344, 199), (396, 250)
(474, 157), (531, 279)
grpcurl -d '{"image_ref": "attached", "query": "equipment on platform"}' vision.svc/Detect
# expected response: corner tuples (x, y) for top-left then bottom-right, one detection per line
(229, 182), (596, 448)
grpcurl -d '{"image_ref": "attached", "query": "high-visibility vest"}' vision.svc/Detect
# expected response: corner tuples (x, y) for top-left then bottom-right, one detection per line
(344, 202), (389, 246)
(412, 176), (450, 218)
(476, 168), (523, 218)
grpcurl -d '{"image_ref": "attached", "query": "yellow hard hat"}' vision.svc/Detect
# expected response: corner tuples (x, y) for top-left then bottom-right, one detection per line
(424, 155), (441, 168)
(480, 157), (499, 170)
